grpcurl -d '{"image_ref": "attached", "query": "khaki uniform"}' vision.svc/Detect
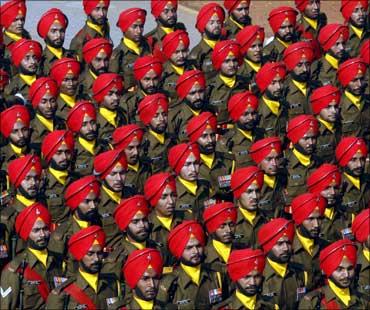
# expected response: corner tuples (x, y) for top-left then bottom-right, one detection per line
(121, 297), (166, 310)
(0, 143), (34, 173)
(56, 94), (87, 122)
(346, 25), (370, 58)
(124, 162), (152, 194)
(263, 37), (297, 62)
(237, 58), (264, 93)
(355, 246), (370, 297)
(78, 69), (97, 100)
(316, 121), (341, 163)
(189, 39), (216, 81)
(297, 13), (327, 41)
(215, 292), (276, 310)
(224, 16), (251, 39)
(145, 22), (186, 51)
(321, 208), (347, 243)
(311, 56), (343, 87)
(39, 47), (76, 76)
(120, 90), (145, 124)
(73, 139), (103, 178)
(4, 74), (35, 106)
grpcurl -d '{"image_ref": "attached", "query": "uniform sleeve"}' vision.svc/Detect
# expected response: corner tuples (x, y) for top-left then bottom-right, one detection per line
(0, 266), (20, 310)
(45, 289), (66, 310)
(109, 47), (121, 74)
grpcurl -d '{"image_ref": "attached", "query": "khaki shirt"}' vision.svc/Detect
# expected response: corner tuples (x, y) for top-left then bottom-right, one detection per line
(346, 24), (370, 58)
(223, 16), (251, 39)
(39, 46), (76, 76)
(73, 138), (103, 178)
(311, 56), (342, 87)
(30, 115), (65, 151)
(124, 161), (152, 194)
(189, 39), (216, 81)
(355, 246), (370, 297)
(263, 37), (296, 62)
(316, 121), (341, 163)
(215, 292), (276, 310)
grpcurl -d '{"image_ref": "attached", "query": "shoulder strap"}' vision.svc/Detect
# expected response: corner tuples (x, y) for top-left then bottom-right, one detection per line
(64, 283), (97, 310)
(18, 264), (50, 301)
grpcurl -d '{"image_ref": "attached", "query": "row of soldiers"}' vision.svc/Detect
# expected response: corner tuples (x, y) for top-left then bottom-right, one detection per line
(0, 0), (369, 309)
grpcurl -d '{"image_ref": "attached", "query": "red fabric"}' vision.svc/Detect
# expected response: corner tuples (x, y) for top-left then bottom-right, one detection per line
(318, 23), (349, 52)
(68, 225), (106, 261)
(337, 57), (367, 87)
(22, 265), (50, 301)
(138, 93), (168, 125)
(41, 130), (74, 163)
(93, 149), (127, 180)
(227, 248), (265, 282)
(236, 25), (265, 55)
(133, 55), (162, 81)
(92, 73), (123, 103)
(0, 105), (30, 138)
(352, 208), (370, 243)
(114, 195), (150, 231)
(83, 0), (110, 15)
(8, 155), (42, 188)
(283, 41), (314, 71)
(144, 172), (176, 206)
(168, 143), (200, 174)
(268, 6), (297, 34)
(10, 39), (42, 67)
(231, 166), (264, 199)
(0, 0), (26, 29)
(29, 77), (59, 108)
(82, 38), (112, 64)
(250, 137), (282, 164)
(335, 137), (368, 167)
(228, 91), (258, 122)
(186, 112), (217, 143)
(203, 202), (237, 233)
(360, 39), (370, 64)
(212, 40), (242, 71)
(176, 69), (206, 99)
(168, 220), (205, 259)
(196, 3), (225, 33)
(66, 100), (96, 133)
(291, 193), (326, 225)
(50, 57), (81, 86)
(15, 202), (51, 241)
(112, 124), (144, 150)
(255, 62), (286, 93)
(117, 8), (146, 32)
(258, 218), (295, 253)
(151, 0), (178, 18)
(162, 30), (190, 59)
(307, 164), (342, 194)
(340, 0), (368, 21)
(0, 68), (10, 88)
(123, 248), (163, 289)
(287, 114), (318, 144)
(294, 0), (309, 12)
(37, 8), (68, 39)
(224, 0), (250, 13)
(319, 239), (357, 277)
(64, 283), (96, 310)
(65, 176), (100, 211)
(310, 85), (341, 115)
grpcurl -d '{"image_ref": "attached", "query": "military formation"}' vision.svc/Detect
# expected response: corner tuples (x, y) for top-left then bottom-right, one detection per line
(0, 0), (369, 309)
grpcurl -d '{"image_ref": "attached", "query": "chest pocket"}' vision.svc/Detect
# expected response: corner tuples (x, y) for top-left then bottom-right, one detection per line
(46, 192), (63, 208)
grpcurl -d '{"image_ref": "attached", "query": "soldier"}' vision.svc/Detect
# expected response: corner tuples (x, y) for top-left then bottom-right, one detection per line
(263, 6), (298, 62)
(340, 0), (369, 57)
(217, 91), (264, 169)
(92, 73), (127, 150)
(359, 39), (369, 95)
(290, 193), (328, 290)
(310, 85), (342, 163)
(189, 3), (225, 81)
(0, 67), (10, 112)
(230, 166), (267, 248)
(109, 8), (151, 91)
(299, 239), (367, 309)
(1, 203), (64, 310)
(157, 220), (225, 309)
(112, 124), (151, 194)
(69, 0), (111, 61)
(257, 218), (307, 309)
(46, 226), (121, 309)
(223, 0), (252, 39)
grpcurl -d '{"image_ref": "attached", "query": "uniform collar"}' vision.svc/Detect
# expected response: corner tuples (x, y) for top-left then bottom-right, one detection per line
(60, 93), (76, 108)
(235, 290), (257, 310)
(49, 167), (68, 185)
(292, 79), (307, 96)
(262, 96), (280, 116)
(28, 247), (48, 268)
(344, 90), (363, 110)
(36, 113), (54, 132)
(219, 73), (236, 88)
(73, 214), (90, 229)
(125, 236), (146, 250)
(78, 136), (96, 155)
(350, 24), (363, 39)
(178, 176), (198, 196)
(328, 279), (351, 306)
(102, 185), (121, 204)
(128, 162), (140, 172)
(229, 16), (244, 30)
(296, 229), (314, 256)
(324, 53), (339, 69)
(200, 152), (215, 169)
(156, 214), (173, 231)
(86, 20), (104, 36)
(237, 128), (253, 141)
(189, 106), (201, 116)
(303, 15), (318, 30)
(363, 247), (370, 262)
(239, 207), (257, 225)
(19, 74), (37, 86)
(324, 207), (335, 220)
(99, 106), (117, 127)
(212, 239), (232, 263)
(149, 129), (165, 144)
(267, 257), (287, 278)
(343, 172), (361, 190)
(79, 268), (99, 293)
(292, 148), (311, 167)
(276, 37), (291, 48)
(16, 194), (36, 207)
(4, 30), (22, 41)
(317, 116), (335, 133)
(264, 174), (276, 189)
(123, 37), (141, 55)
(133, 296), (154, 310)
(46, 45), (63, 60)
(171, 63), (185, 75)
(203, 37), (218, 49)
(160, 26), (174, 34)
(245, 58), (261, 72)
(180, 263), (201, 286)
(10, 143), (26, 156)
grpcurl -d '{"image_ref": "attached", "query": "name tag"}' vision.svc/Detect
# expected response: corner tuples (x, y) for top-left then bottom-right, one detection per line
(151, 156), (162, 163)
(259, 199), (271, 206)
(236, 150), (249, 156)
(296, 287), (306, 301)
(76, 305), (87, 310)
(127, 63), (134, 69)
(209, 288), (223, 304)
(76, 163), (89, 169)
(47, 193), (59, 199)
(343, 201), (358, 208)
(291, 174), (302, 180)
(317, 143), (332, 150)
(26, 280), (41, 285)
(210, 100), (224, 106)
(179, 204), (192, 210)
(176, 299), (191, 305)
(218, 175), (231, 188)
(106, 297), (119, 306)
(101, 212), (112, 219)
(204, 60), (212, 66)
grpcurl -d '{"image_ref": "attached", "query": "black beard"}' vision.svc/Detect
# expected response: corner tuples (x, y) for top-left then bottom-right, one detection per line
(158, 16), (176, 28)
(204, 28), (221, 41)
(27, 238), (49, 251)
(149, 124), (166, 134)
(103, 179), (122, 193)
(294, 143), (314, 156)
(328, 275), (351, 289)
(236, 282), (260, 297)
(18, 185), (38, 199)
(19, 65), (36, 76)
(79, 131), (97, 141)
(231, 13), (251, 26)
(80, 259), (101, 274)
(45, 36), (63, 49)
(50, 158), (70, 171)
(126, 228), (149, 243)
(291, 71), (309, 82)
(265, 89), (280, 101)
(88, 14), (107, 26)
(199, 143), (215, 155)
(237, 120), (257, 131)
(344, 166), (363, 177)
(187, 99), (204, 110)
(267, 249), (291, 264)
(76, 207), (97, 222)
(299, 225), (318, 240)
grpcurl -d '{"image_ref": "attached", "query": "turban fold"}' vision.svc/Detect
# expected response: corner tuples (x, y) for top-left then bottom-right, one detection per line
(151, 0), (178, 18)
(337, 57), (367, 87)
(83, 0), (110, 15)
(8, 155), (42, 188)
(176, 70), (206, 100)
(340, 0), (368, 22)
(65, 176), (100, 210)
(224, 0), (250, 13)
(307, 164), (341, 194)
(294, 0), (309, 12)
(92, 73), (123, 103)
(50, 58), (81, 86)
(37, 8), (68, 39)
(231, 166), (264, 199)
(228, 91), (258, 122)
(352, 208), (370, 243)
(186, 112), (217, 143)
(287, 114), (318, 144)
(0, 69), (10, 88)
(310, 85), (340, 115)
(29, 77), (59, 108)
(93, 149), (127, 180)
(168, 143), (200, 174)
(283, 41), (314, 71)
(0, 105), (30, 138)
(318, 24), (349, 52)
(82, 38), (112, 64)
(196, 3), (225, 33)
(41, 130), (74, 163)
(258, 218), (295, 252)
(335, 137), (368, 167)
(112, 124), (144, 150)
(250, 137), (282, 164)
(67, 101), (96, 133)
(268, 6), (297, 34)
(0, 0), (26, 29)
(255, 62), (286, 93)
(212, 40), (242, 71)
(138, 93), (168, 125)
(10, 39), (42, 67)
(291, 193), (326, 225)
(360, 39), (370, 64)
(203, 202), (237, 233)
(133, 55), (162, 81)
(162, 30), (190, 60)
(117, 8), (146, 32)
(144, 172), (176, 207)
(236, 25), (265, 55)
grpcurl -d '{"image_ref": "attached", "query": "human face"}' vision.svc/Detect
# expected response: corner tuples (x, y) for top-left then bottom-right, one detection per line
(213, 219), (235, 244)
(258, 149), (281, 176)
(276, 19), (294, 42)
(329, 36), (346, 59)
(7, 14), (25, 34)
(155, 185), (176, 217)
(350, 3), (367, 28)
(9, 120), (30, 147)
(246, 38), (263, 62)
(19, 52), (39, 74)
(37, 93), (57, 119)
(140, 69), (160, 94)
(205, 14), (222, 39)
(301, 208), (322, 238)
(238, 183), (260, 211)
(81, 244), (104, 274)
(236, 270), (263, 296)
(181, 237), (204, 266)
(197, 127), (216, 154)
(89, 3), (108, 25)
(179, 153), (199, 181)
(149, 106), (168, 134)
(79, 114), (98, 141)
(296, 129), (317, 155)
(346, 152), (365, 176)
(51, 143), (72, 170)
(60, 73), (79, 96)
(238, 106), (258, 130)
(102, 87), (121, 110)
(90, 51), (109, 75)
(231, 1), (250, 25)
(220, 54), (239, 77)
(291, 59), (311, 82)
(170, 41), (189, 67)
(77, 191), (99, 221)
(125, 20), (144, 43)
(104, 163), (126, 192)
(127, 212), (150, 242)
(270, 235), (292, 263)
(330, 256), (355, 288)
(124, 138), (140, 165)
(304, 0), (320, 19)
(46, 22), (65, 48)
(319, 102), (338, 123)
(158, 3), (177, 27)
(346, 72), (365, 96)
(265, 75), (284, 99)
(185, 82), (205, 109)
(320, 183), (340, 206)
(28, 219), (50, 250)
(134, 268), (160, 301)
(19, 169), (40, 198)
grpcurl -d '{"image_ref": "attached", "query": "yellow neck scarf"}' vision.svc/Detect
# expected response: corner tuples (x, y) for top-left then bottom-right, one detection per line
(78, 136), (96, 155)
(36, 113), (54, 132)
(292, 79), (307, 96)
(237, 128), (252, 141)
(47, 45), (63, 59)
(293, 148), (311, 167)
(60, 93), (76, 108)
(212, 239), (232, 263)
(171, 64), (185, 75)
(230, 15), (244, 29)
(126, 237), (145, 250)
(200, 152), (215, 169)
(28, 247), (48, 268)
(235, 290), (257, 310)
(344, 172), (361, 190)
(128, 162), (140, 172)
(264, 174), (276, 189)
(73, 214), (90, 229)
(79, 268), (98, 293)
(10, 143), (25, 156)
(49, 167), (68, 185)
(296, 229), (314, 256)
(189, 107), (201, 116)
(181, 263), (201, 286)
(102, 185), (121, 204)
(219, 73), (236, 88)
(267, 257), (287, 278)
(324, 207), (334, 220)
(325, 53), (339, 69)
(203, 37), (218, 49)
(133, 296), (154, 310)
(303, 15), (318, 30)
(99, 106), (117, 127)
(240, 207), (256, 225)
(4, 30), (22, 41)
(345, 90), (363, 110)
(87, 20), (104, 36)
(328, 279), (351, 306)
(160, 26), (174, 34)
(245, 58), (261, 72)
(317, 116), (335, 133)
(178, 177), (198, 196)
(363, 247), (370, 262)
(263, 96), (280, 115)
(19, 74), (36, 86)
(16, 194), (35, 207)
(149, 129), (165, 144)
(351, 24), (363, 39)
(89, 69), (97, 80)
(156, 214), (173, 231)
(123, 37), (141, 55)
(276, 37), (291, 48)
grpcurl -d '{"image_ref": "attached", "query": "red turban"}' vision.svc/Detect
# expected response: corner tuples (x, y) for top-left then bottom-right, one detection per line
(176, 69), (206, 100)
(0, 68), (10, 88)
(227, 248), (265, 282)
(320, 239), (357, 277)
(151, 0), (178, 18)
(144, 172), (176, 207)
(196, 3), (225, 33)
(124, 248), (164, 289)
(294, 0), (310, 12)
(65, 176), (100, 211)
(67, 100), (96, 133)
(212, 40), (242, 71)
(352, 208), (370, 243)
(224, 0), (251, 13)
(236, 25), (265, 55)
(307, 164), (341, 194)
(133, 55), (162, 81)
(228, 91), (258, 122)
(83, 0), (110, 15)
(0, 105), (30, 138)
(41, 130), (74, 163)
(93, 149), (127, 180)
(203, 202), (237, 233)
(336, 137), (368, 167)
(68, 226), (106, 261)
(82, 38), (112, 64)
(250, 137), (282, 164)
(287, 114), (318, 144)
(15, 202), (51, 241)
(92, 73), (123, 103)
(258, 218), (295, 253)
(360, 39), (370, 64)
(310, 85), (341, 115)
(255, 62), (286, 93)
(29, 77), (59, 108)
(337, 57), (367, 87)
(37, 8), (68, 39)
(291, 193), (326, 225)
(341, 0), (368, 22)
(283, 41), (314, 71)
(231, 166), (264, 199)
(114, 195), (150, 231)
(186, 112), (217, 143)
(0, 0), (26, 29)
(117, 8), (146, 32)
(8, 155), (42, 188)
(268, 6), (297, 34)
(168, 143), (200, 174)
(162, 30), (190, 59)
(318, 24), (349, 52)
(168, 220), (205, 259)
(112, 124), (144, 150)
(50, 58), (81, 86)
(138, 93), (168, 125)
(10, 39), (42, 67)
